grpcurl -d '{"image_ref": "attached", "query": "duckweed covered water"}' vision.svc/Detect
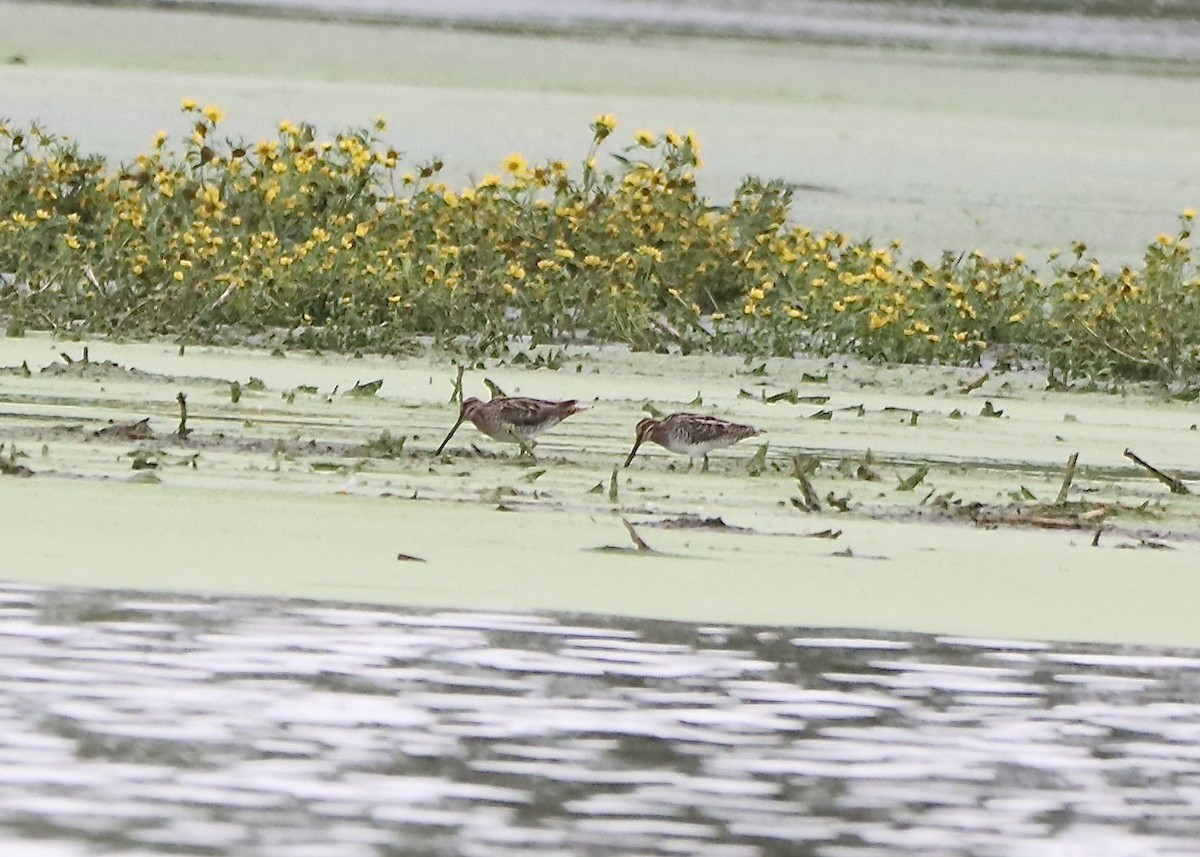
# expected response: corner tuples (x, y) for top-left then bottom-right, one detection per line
(2, 583), (1200, 856)
(2, 334), (1199, 646)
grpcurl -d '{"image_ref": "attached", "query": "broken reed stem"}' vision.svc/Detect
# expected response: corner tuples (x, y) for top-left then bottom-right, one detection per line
(1124, 448), (1190, 495)
(621, 517), (655, 552)
(1055, 451), (1079, 505)
(175, 392), (191, 439)
(960, 370), (989, 394)
(797, 473), (822, 511)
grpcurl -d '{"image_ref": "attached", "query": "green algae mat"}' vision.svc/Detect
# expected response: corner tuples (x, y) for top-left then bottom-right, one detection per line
(2, 334), (1198, 647)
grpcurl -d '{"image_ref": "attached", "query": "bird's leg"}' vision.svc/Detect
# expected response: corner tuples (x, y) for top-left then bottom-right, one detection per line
(702, 454), (711, 473)
(516, 437), (537, 461)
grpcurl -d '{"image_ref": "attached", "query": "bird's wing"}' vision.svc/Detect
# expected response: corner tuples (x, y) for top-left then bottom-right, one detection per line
(495, 397), (566, 427)
(677, 413), (758, 443)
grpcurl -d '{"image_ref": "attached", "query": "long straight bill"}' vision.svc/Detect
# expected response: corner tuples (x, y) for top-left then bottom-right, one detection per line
(434, 417), (465, 455)
(623, 437), (644, 468)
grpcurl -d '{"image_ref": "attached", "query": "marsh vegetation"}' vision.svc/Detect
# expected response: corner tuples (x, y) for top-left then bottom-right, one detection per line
(1, 106), (1199, 385)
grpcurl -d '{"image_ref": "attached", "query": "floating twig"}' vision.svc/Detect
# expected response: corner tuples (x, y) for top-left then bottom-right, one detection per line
(897, 464), (929, 492)
(174, 391), (191, 439)
(1124, 448), (1189, 495)
(805, 529), (842, 540)
(483, 377), (507, 399)
(1055, 452), (1078, 505)
(345, 379), (382, 397)
(793, 472), (822, 512)
(746, 442), (769, 477)
(960, 371), (989, 394)
(94, 417), (154, 440)
(621, 517), (656, 552)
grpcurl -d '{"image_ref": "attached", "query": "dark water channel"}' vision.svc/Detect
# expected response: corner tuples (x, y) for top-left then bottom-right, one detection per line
(1, 584), (1199, 856)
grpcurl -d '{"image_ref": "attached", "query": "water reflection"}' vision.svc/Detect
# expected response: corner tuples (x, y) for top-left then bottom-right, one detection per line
(1, 584), (1199, 855)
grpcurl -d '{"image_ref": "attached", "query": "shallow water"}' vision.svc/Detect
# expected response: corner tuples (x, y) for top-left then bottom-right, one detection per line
(177, 0), (1200, 59)
(2, 584), (1199, 856)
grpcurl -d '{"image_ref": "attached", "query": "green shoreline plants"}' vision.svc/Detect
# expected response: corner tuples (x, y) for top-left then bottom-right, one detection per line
(1, 103), (1198, 383)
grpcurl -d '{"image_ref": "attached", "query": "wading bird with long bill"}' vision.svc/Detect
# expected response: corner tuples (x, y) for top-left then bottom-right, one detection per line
(435, 396), (584, 459)
(624, 412), (761, 472)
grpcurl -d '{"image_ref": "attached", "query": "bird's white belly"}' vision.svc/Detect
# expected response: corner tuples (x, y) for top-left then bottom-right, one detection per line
(661, 436), (733, 456)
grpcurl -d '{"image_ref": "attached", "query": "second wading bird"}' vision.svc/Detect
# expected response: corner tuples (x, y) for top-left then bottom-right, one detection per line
(434, 396), (584, 459)
(624, 412), (761, 472)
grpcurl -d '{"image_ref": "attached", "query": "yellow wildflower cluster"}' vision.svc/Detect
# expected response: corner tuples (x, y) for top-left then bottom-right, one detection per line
(1, 107), (1198, 381)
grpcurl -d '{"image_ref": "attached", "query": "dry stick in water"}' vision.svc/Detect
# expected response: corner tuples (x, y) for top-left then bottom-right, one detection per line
(796, 473), (822, 511)
(620, 517), (655, 552)
(1124, 448), (1190, 495)
(960, 371), (989, 394)
(1055, 452), (1079, 505)
(174, 392), (191, 440)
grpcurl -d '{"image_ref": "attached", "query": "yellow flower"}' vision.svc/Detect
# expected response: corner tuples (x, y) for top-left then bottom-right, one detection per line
(502, 153), (528, 175)
(583, 254), (603, 267)
(711, 312), (726, 321)
(508, 263), (525, 280)
(634, 129), (657, 147)
(152, 130), (168, 149)
(1157, 233), (1174, 246)
(592, 114), (617, 140)
(1184, 208), (1197, 220)
(173, 271), (185, 281)
(479, 174), (502, 189)
(202, 104), (226, 125)
(748, 287), (766, 301)
(181, 98), (198, 111)
(869, 312), (888, 330)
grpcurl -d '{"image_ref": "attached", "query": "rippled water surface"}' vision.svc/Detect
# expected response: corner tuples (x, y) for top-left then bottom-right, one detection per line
(2, 584), (1200, 856)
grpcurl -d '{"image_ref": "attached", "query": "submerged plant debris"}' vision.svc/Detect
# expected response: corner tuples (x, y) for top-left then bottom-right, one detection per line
(1, 336), (1199, 643)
